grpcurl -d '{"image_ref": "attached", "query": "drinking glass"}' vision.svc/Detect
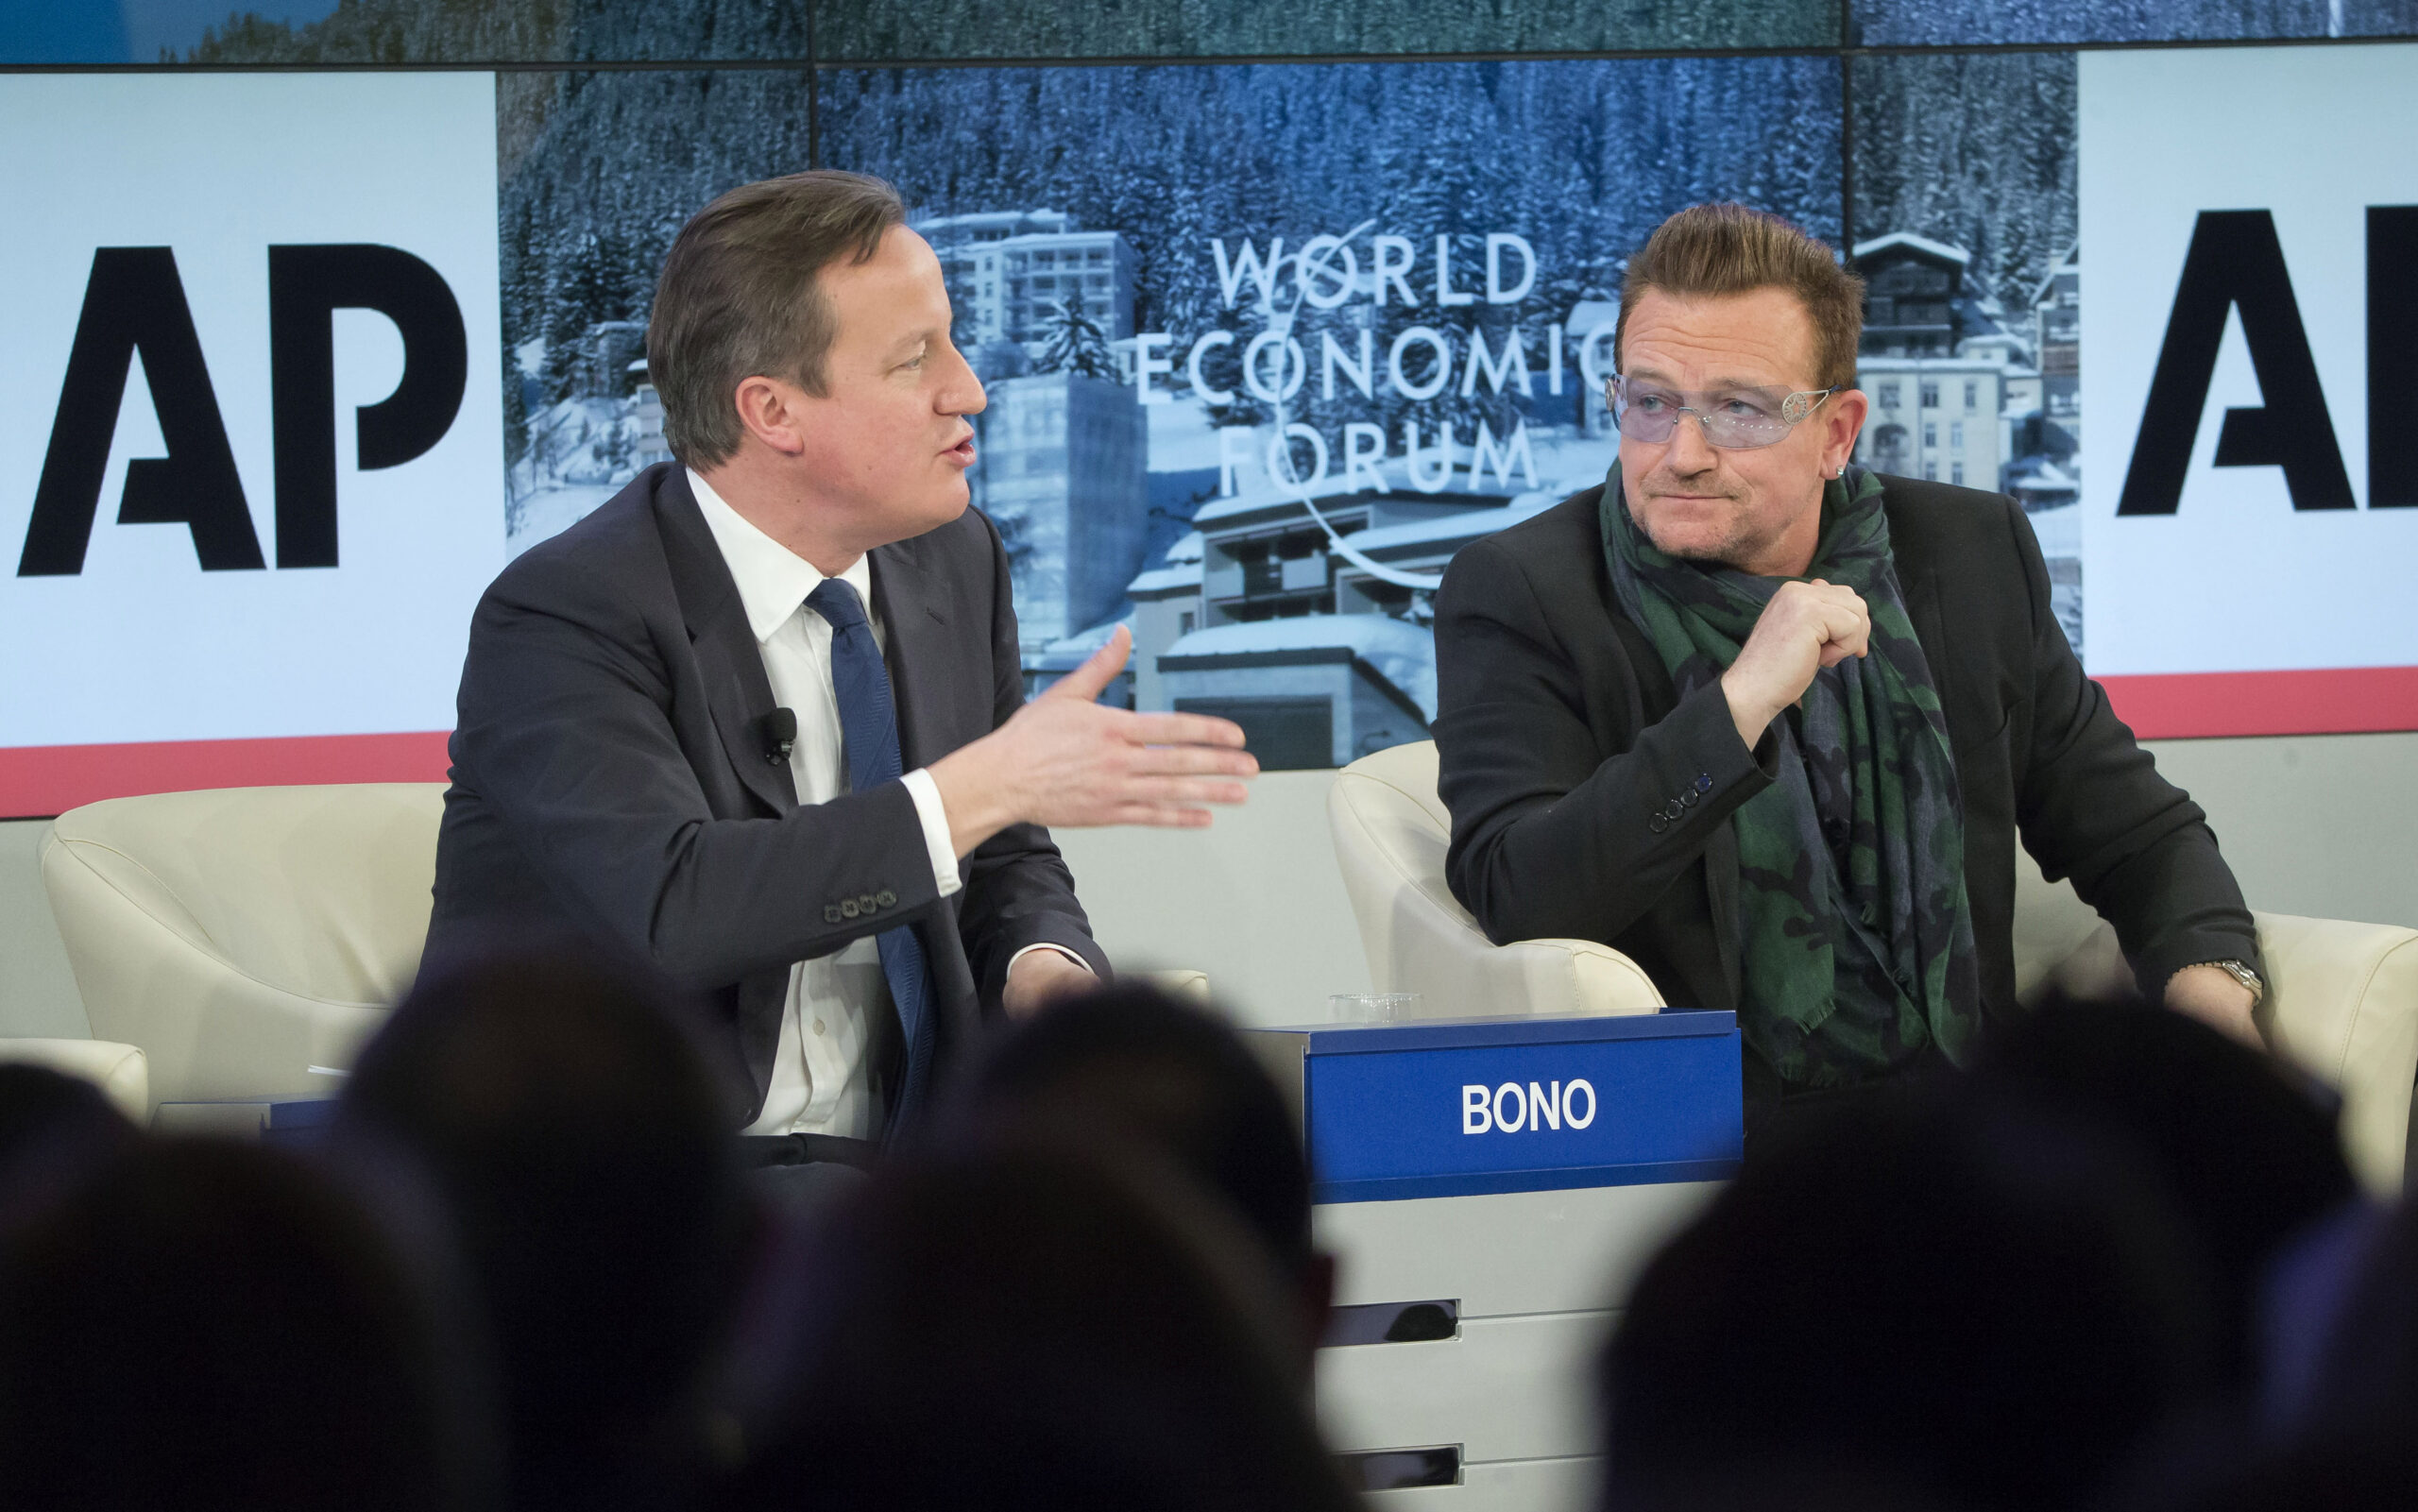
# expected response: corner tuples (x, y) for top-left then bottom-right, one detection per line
(1329, 993), (1421, 1024)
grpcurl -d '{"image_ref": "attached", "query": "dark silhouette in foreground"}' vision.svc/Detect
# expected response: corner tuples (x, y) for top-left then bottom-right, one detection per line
(1974, 991), (2354, 1385)
(1603, 1077), (2221, 1512)
(936, 982), (1334, 1364)
(338, 945), (751, 1512)
(724, 1147), (1357, 1512)
(0, 1138), (486, 1512)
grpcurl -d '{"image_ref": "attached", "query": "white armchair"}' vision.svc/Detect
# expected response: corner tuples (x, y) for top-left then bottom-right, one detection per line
(1330, 740), (2418, 1193)
(41, 784), (448, 1114)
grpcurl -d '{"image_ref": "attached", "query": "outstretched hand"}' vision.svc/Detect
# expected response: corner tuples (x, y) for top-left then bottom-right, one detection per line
(927, 625), (1258, 857)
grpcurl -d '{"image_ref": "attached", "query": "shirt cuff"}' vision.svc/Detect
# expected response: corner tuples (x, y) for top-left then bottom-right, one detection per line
(1007, 942), (1097, 977)
(900, 768), (962, 899)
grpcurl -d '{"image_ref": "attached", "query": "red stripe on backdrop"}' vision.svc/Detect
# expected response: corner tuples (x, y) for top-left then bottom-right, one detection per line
(4, 667), (2414, 813)
(2097, 667), (2418, 739)
(0, 731), (452, 819)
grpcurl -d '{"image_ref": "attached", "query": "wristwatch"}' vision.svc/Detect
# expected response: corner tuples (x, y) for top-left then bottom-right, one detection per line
(2180, 959), (2264, 1008)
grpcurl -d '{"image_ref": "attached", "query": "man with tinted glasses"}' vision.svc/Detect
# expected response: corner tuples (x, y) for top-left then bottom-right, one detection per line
(1433, 202), (2262, 1110)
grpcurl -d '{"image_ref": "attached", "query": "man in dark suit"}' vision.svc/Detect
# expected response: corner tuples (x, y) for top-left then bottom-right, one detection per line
(428, 173), (1256, 1159)
(1434, 203), (2261, 1106)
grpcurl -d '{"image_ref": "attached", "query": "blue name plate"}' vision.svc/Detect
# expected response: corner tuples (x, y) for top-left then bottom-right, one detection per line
(1247, 1012), (1744, 1203)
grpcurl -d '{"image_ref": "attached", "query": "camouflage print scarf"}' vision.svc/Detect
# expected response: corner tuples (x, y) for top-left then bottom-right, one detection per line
(1600, 464), (1981, 1086)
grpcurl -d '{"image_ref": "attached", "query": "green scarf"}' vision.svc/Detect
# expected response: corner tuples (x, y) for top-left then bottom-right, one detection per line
(1600, 464), (1980, 1086)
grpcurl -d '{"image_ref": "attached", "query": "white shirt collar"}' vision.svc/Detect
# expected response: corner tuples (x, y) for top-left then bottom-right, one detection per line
(688, 467), (876, 645)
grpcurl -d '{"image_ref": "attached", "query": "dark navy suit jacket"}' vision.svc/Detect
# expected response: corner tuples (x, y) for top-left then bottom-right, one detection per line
(427, 463), (1107, 1125)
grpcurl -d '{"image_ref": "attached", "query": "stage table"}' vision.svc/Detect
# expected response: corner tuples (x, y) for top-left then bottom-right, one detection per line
(1247, 1011), (1744, 1507)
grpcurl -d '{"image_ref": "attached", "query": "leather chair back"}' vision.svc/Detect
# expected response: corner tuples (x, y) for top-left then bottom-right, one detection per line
(43, 784), (445, 1110)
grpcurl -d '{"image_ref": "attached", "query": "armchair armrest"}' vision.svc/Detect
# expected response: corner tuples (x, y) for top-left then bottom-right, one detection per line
(2255, 910), (2418, 1193)
(1473, 938), (1667, 1020)
(1327, 751), (1666, 1021)
(1136, 969), (1210, 1004)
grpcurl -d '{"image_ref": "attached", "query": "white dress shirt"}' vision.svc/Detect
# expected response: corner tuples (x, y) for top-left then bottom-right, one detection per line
(689, 470), (1083, 1138)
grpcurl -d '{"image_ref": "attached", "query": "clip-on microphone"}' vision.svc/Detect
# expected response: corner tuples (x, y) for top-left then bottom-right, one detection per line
(760, 707), (798, 765)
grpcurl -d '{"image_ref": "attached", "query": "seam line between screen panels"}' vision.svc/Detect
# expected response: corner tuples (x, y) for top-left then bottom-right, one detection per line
(3, 30), (2416, 77)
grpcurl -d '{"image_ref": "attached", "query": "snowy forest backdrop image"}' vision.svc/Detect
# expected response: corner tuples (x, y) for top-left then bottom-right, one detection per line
(497, 54), (2083, 766)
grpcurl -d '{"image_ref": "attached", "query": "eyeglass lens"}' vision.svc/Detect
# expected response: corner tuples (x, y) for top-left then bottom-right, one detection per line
(1608, 381), (1816, 451)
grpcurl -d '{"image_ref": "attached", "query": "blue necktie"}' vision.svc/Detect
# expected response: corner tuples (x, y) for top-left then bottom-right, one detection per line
(806, 577), (935, 1132)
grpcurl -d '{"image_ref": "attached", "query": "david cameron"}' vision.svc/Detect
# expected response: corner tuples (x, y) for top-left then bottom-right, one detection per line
(425, 171), (1257, 1166)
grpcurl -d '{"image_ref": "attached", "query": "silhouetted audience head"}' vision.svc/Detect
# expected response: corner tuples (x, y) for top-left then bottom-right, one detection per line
(0, 1063), (133, 1215)
(1603, 1081), (2218, 1512)
(724, 1146), (1357, 1512)
(2132, 1436), (2418, 1512)
(337, 944), (750, 1512)
(0, 1137), (485, 1512)
(0, 1063), (128, 1159)
(936, 983), (1332, 1356)
(1974, 991), (2356, 1385)
(2258, 1193), (2418, 1446)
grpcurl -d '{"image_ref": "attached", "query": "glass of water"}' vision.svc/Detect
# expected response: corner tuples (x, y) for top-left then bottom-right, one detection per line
(1330, 993), (1421, 1024)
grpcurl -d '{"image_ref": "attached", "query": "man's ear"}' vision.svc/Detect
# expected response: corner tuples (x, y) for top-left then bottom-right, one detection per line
(1827, 386), (1870, 474)
(732, 374), (810, 457)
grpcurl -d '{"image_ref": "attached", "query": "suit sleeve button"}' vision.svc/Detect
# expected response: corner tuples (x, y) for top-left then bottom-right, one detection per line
(876, 890), (897, 908)
(824, 904), (843, 925)
(841, 899), (861, 919)
(859, 892), (878, 913)
(1649, 812), (1670, 834)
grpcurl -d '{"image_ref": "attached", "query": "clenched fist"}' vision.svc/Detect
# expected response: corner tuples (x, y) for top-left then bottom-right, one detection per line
(927, 624), (1258, 856)
(1719, 579), (1872, 748)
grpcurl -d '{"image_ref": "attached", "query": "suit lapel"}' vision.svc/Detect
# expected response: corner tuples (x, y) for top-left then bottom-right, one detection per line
(869, 534), (955, 770)
(655, 470), (797, 815)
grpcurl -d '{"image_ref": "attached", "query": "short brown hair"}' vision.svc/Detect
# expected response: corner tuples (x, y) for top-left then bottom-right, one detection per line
(1614, 203), (1865, 392)
(646, 170), (908, 467)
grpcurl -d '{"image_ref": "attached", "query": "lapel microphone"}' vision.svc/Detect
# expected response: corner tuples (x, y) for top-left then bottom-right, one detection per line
(759, 707), (797, 765)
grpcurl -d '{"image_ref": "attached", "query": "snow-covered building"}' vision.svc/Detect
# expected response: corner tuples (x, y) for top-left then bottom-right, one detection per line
(1024, 616), (1135, 708)
(1155, 616), (1436, 772)
(2032, 246), (2081, 464)
(1850, 231), (2041, 493)
(979, 370), (1149, 659)
(632, 375), (672, 471)
(2007, 455), (2080, 513)
(1856, 232), (1973, 357)
(1125, 532), (1205, 714)
(917, 209), (1139, 356)
(1858, 359), (2014, 489)
(1119, 457), (1550, 767)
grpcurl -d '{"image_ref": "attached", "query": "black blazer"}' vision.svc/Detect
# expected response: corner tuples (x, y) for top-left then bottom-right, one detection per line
(427, 464), (1107, 1124)
(1433, 476), (2259, 1044)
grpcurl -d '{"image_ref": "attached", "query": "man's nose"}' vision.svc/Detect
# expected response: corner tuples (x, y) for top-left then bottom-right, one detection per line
(939, 344), (987, 416)
(1664, 408), (1719, 472)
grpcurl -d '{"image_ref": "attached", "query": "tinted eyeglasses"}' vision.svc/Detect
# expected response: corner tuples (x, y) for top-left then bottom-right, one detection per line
(1606, 375), (1837, 450)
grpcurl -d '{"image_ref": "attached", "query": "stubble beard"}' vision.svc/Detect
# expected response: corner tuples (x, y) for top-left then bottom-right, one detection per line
(1631, 484), (1763, 573)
